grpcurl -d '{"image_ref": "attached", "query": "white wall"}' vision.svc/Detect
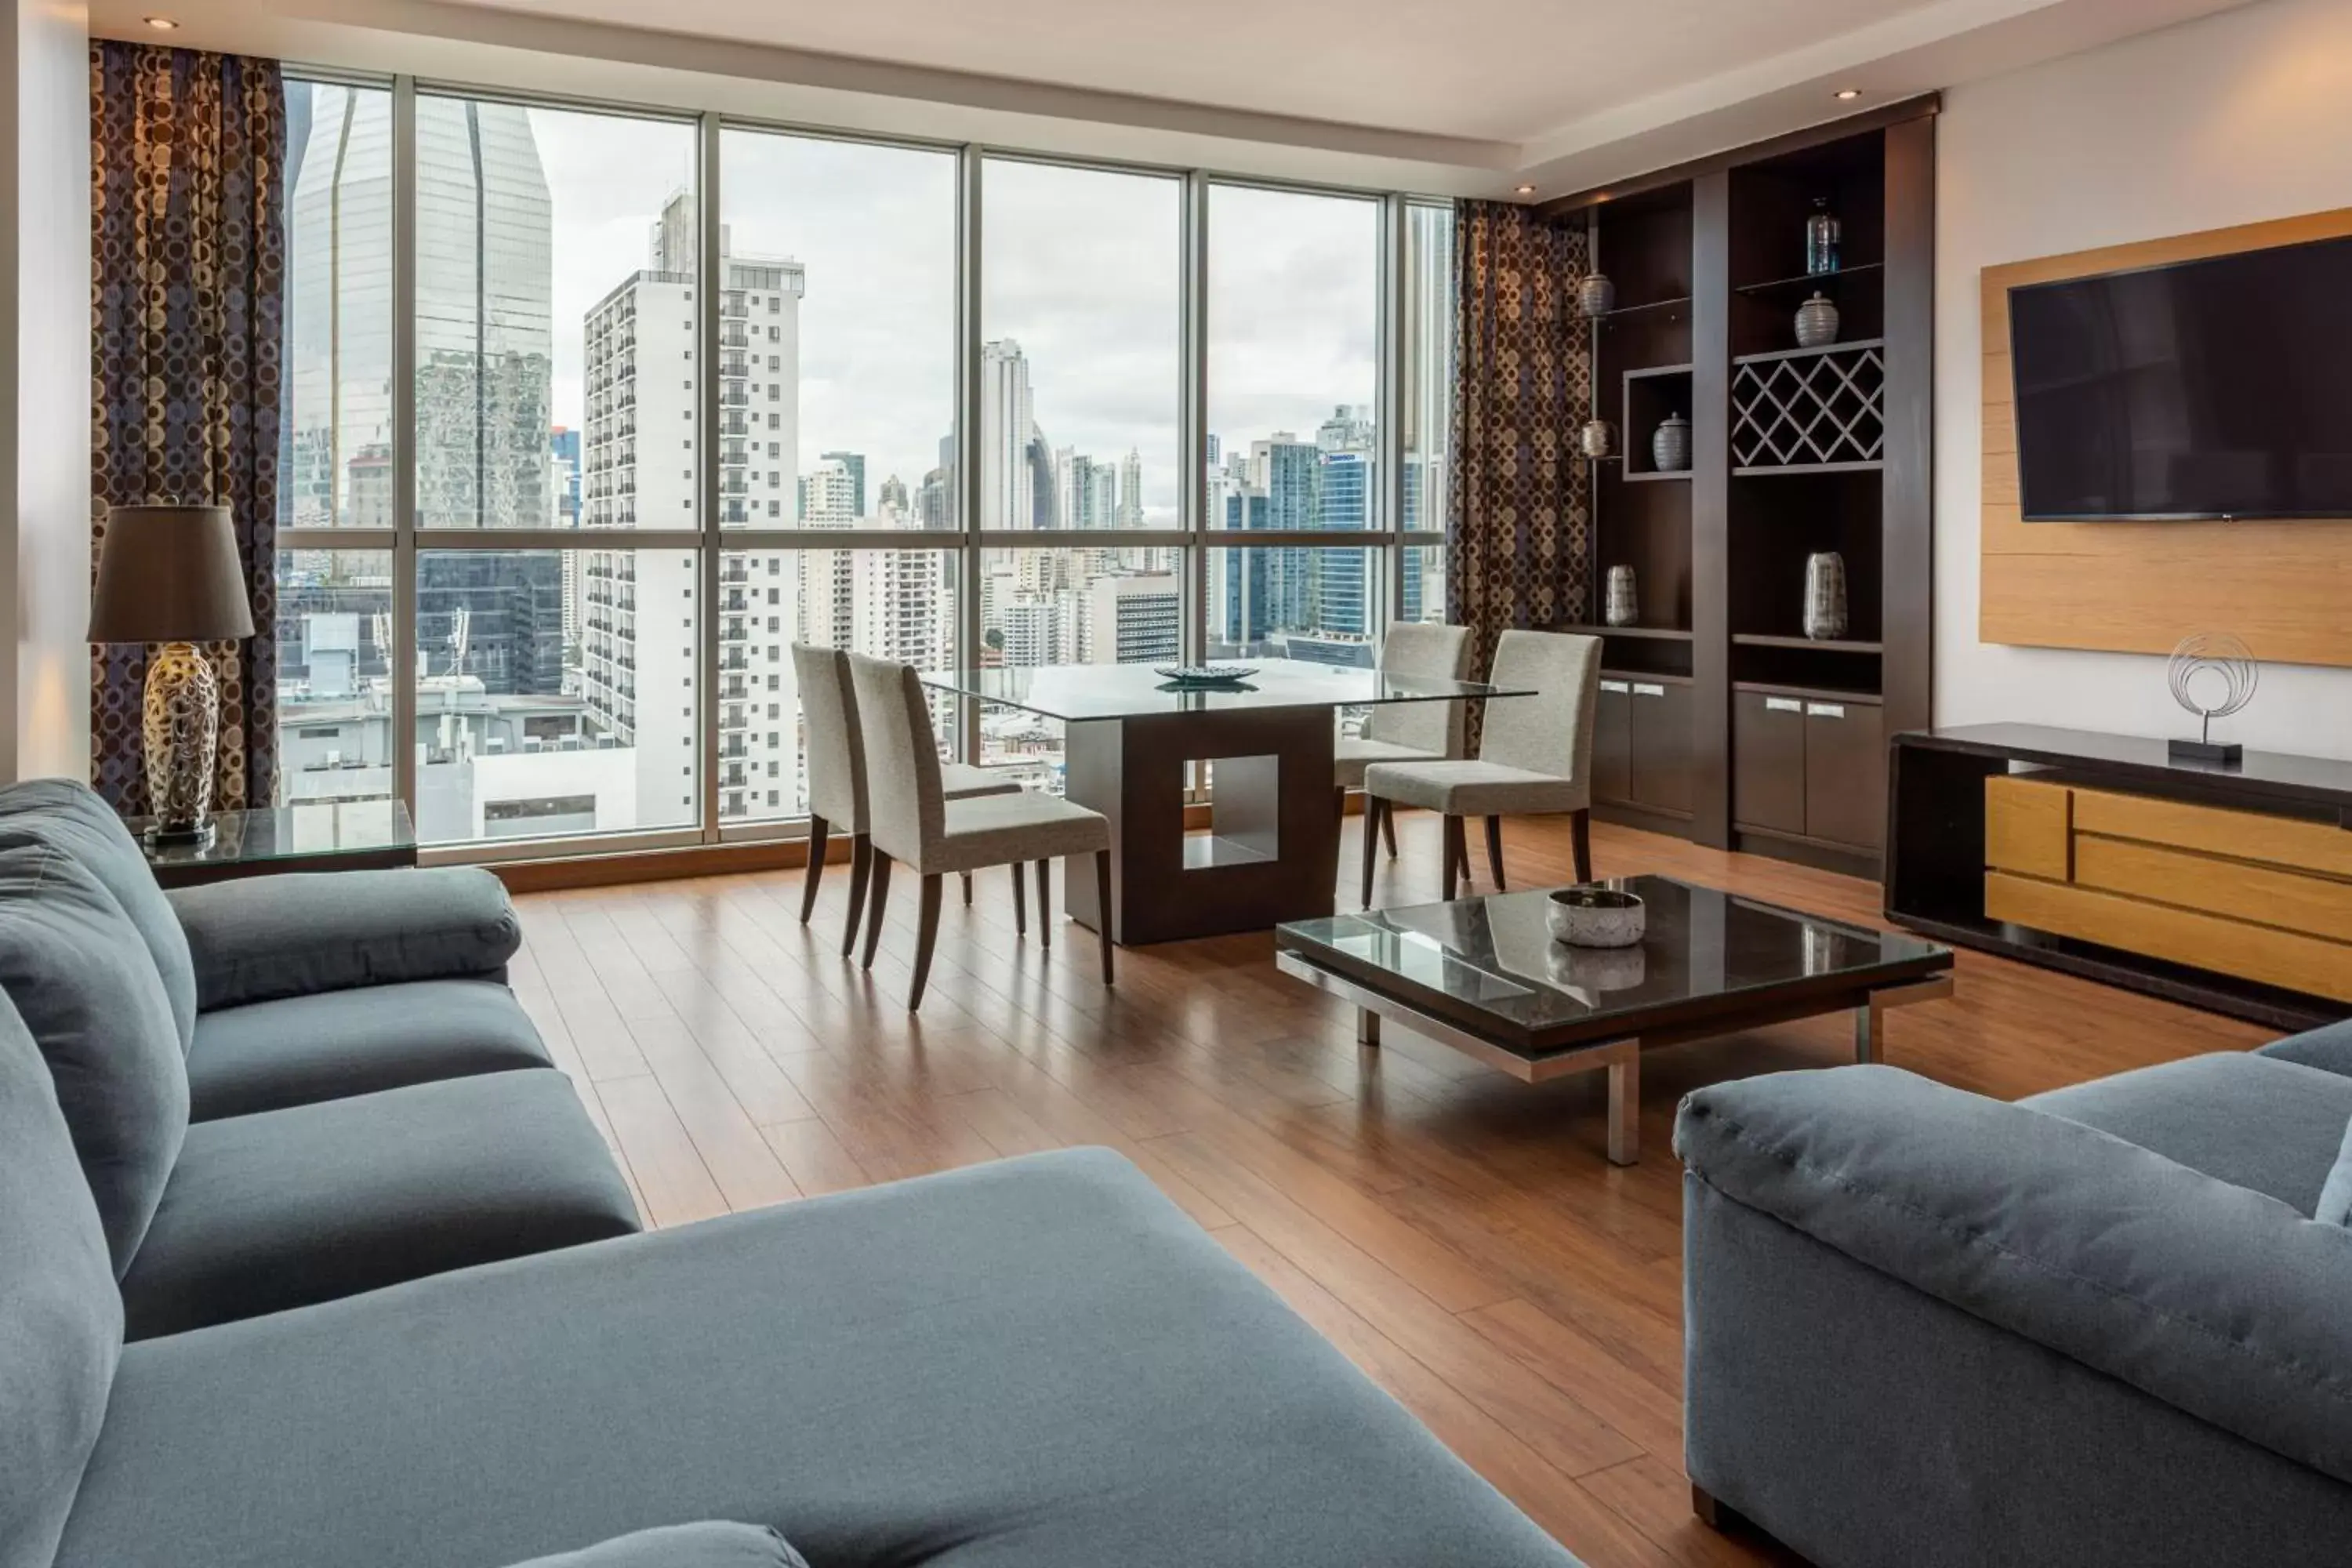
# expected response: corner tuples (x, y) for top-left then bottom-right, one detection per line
(1, 0), (92, 781)
(1936, 0), (2352, 760)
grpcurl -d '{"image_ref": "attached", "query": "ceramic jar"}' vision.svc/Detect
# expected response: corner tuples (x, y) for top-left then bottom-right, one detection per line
(1803, 551), (1849, 641)
(1604, 565), (1639, 627)
(1795, 291), (1841, 349)
(1580, 419), (1613, 459)
(1650, 413), (1691, 473)
(1578, 272), (1617, 318)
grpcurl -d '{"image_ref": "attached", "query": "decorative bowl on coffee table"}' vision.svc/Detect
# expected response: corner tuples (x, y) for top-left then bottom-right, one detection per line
(1548, 886), (1646, 949)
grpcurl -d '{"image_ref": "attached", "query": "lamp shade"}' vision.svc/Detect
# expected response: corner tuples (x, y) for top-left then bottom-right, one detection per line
(88, 504), (256, 644)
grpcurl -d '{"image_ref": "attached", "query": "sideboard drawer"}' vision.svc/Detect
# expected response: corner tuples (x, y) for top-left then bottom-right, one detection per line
(1986, 870), (2352, 1004)
(1984, 775), (2072, 881)
(2071, 786), (2352, 878)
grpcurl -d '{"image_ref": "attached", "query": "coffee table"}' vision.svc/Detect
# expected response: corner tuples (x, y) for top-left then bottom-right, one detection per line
(1273, 875), (1953, 1164)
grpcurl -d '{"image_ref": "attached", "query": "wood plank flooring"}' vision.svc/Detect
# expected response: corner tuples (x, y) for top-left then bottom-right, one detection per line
(510, 811), (2269, 1568)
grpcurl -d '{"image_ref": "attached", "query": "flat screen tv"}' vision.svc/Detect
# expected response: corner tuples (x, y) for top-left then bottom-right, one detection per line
(2009, 232), (2352, 520)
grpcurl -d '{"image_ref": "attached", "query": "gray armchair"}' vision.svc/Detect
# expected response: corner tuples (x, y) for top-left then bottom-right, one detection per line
(1676, 1036), (2352, 1568)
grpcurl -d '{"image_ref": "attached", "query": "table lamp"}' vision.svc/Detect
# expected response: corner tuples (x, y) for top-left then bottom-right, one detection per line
(88, 503), (256, 847)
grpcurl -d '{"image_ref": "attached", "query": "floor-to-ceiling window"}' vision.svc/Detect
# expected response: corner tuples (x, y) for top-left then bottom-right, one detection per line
(277, 72), (1454, 858)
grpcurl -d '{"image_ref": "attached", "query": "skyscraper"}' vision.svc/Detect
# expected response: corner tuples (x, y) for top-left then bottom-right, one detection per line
(980, 339), (1036, 530)
(285, 85), (395, 528)
(579, 190), (806, 824)
(819, 451), (867, 517)
(413, 96), (554, 529)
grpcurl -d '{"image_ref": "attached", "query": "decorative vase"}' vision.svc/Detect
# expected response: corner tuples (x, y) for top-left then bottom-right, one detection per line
(1579, 419), (1613, 459)
(1577, 272), (1616, 318)
(1806, 198), (1842, 275)
(1650, 413), (1691, 473)
(1802, 552), (1849, 641)
(1795, 292), (1841, 348)
(1604, 565), (1639, 627)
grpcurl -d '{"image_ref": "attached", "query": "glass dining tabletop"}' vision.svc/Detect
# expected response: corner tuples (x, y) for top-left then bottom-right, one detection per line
(920, 657), (1532, 722)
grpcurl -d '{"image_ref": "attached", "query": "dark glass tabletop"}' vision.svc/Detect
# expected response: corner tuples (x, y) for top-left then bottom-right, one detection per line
(126, 800), (416, 872)
(1276, 875), (1951, 1054)
(921, 658), (1532, 722)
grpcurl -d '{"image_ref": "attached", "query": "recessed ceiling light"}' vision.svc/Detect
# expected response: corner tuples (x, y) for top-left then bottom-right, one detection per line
(143, 14), (179, 27)
(1515, 184), (1536, 196)
(1835, 87), (1862, 100)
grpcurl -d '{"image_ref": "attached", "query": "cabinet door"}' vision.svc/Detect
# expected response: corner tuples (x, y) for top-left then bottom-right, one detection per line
(1628, 681), (1693, 815)
(1733, 691), (1807, 834)
(1803, 700), (1886, 850)
(1592, 679), (1633, 805)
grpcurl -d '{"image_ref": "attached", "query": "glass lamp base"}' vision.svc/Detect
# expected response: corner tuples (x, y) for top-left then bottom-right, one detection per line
(143, 818), (216, 850)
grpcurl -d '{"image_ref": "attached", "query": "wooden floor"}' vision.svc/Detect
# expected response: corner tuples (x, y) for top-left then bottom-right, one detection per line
(510, 811), (2268, 1568)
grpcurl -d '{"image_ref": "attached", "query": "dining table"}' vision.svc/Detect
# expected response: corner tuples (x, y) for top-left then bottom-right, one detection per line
(920, 657), (1530, 946)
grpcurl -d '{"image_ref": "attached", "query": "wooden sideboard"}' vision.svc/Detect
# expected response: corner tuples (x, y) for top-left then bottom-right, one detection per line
(1888, 724), (2352, 1030)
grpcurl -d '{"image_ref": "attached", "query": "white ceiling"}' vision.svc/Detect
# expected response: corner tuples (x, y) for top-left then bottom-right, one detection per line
(102, 0), (2256, 197)
(432, 0), (1944, 146)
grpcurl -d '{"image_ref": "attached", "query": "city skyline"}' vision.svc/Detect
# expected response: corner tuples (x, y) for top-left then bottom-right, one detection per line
(278, 82), (1450, 842)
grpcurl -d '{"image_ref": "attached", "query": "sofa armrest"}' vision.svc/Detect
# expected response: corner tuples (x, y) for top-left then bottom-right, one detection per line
(167, 867), (521, 1012)
(1675, 1065), (2352, 1486)
(505, 1523), (805, 1568)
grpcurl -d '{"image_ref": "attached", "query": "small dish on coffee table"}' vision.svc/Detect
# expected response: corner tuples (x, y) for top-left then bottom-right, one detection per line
(1548, 886), (1646, 949)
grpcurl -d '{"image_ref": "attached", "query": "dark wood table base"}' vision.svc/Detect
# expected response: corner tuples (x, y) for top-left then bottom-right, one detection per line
(1063, 706), (1339, 946)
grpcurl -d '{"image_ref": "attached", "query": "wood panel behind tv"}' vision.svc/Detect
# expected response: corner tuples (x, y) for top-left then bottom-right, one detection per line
(1981, 207), (2352, 670)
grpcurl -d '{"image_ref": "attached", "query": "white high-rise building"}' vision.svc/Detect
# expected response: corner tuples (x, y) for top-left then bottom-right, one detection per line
(980, 339), (1036, 530)
(579, 190), (808, 823)
(1085, 574), (1181, 665)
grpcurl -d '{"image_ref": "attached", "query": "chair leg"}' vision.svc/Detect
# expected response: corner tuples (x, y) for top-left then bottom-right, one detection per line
(799, 815), (829, 924)
(907, 874), (943, 1010)
(1381, 801), (1399, 858)
(1359, 795), (1383, 909)
(860, 853), (893, 970)
(1011, 859), (1027, 936)
(1094, 850), (1115, 985)
(1484, 815), (1507, 891)
(961, 872), (973, 906)
(1571, 808), (1594, 884)
(1035, 858), (1053, 949)
(1443, 815), (1467, 902)
(840, 833), (873, 958)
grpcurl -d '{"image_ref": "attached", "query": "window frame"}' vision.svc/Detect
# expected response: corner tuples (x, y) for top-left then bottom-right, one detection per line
(276, 70), (1451, 863)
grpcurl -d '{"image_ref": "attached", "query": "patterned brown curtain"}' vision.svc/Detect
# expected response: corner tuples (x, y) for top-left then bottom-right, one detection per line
(1446, 201), (1592, 693)
(90, 42), (285, 814)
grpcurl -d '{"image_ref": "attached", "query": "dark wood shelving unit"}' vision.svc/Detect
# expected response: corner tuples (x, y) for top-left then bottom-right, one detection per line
(1555, 101), (1936, 877)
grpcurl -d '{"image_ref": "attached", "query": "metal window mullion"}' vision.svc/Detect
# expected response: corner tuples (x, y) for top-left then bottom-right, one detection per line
(1183, 170), (1209, 668)
(390, 75), (419, 817)
(280, 528), (397, 551)
(698, 111), (724, 843)
(410, 529), (706, 550)
(956, 144), (984, 764)
(1379, 194), (1406, 634)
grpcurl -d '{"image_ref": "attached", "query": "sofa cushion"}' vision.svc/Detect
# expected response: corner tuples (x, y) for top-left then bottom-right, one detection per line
(0, 990), (122, 1568)
(168, 866), (521, 1012)
(2023, 1052), (2352, 1214)
(118, 1071), (639, 1341)
(505, 1523), (808, 1568)
(60, 1149), (1578, 1568)
(187, 978), (553, 1121)
(0, 840), (189, 1276)
(0, 777), (198, 1054)
(2256, 1018), (2352, 1079)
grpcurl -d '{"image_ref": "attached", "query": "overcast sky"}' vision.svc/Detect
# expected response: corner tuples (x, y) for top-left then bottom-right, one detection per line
(525, 107), (1380, 525)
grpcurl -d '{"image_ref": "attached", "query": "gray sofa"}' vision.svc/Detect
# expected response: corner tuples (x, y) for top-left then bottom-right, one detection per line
(1, 778), (1584, 1568)
(0, 779), (637, 1341)
(1676, 1021), (2352, 1568)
